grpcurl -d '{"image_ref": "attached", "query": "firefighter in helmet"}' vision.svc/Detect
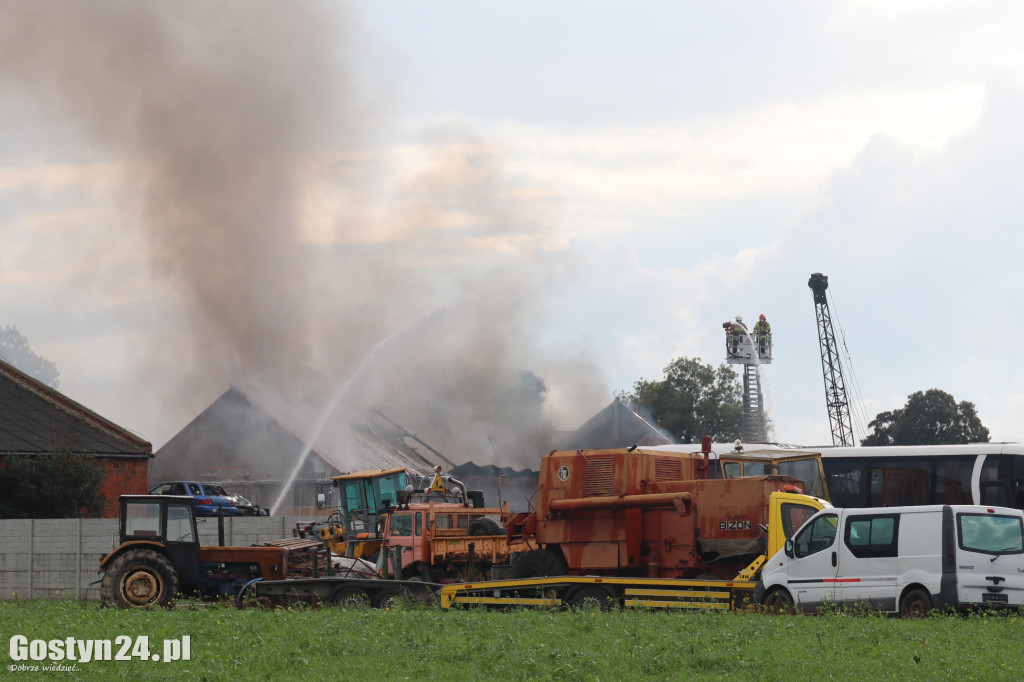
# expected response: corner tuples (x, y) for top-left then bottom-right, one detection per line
(753, 314), (771, 355)
(729, 315), (747, 354)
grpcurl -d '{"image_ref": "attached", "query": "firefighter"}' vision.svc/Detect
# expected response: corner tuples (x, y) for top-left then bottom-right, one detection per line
(753, 314), (771, 355)
(730, 315), (746, 355)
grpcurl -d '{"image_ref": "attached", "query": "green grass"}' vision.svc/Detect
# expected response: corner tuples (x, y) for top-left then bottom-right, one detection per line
(1, 600), (1022, 681)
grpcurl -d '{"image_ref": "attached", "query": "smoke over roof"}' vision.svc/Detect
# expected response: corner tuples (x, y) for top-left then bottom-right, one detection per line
(0, 2), (608, 471)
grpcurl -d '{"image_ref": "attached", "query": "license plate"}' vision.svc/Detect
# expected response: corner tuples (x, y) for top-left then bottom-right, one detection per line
(983, 592), (1009, 603)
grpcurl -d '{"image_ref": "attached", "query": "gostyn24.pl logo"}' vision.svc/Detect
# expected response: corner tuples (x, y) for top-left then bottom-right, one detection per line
(8, 634), (190, 668)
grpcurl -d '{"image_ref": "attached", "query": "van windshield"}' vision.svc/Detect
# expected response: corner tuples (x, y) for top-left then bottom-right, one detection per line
(958, 513), (1024, 554)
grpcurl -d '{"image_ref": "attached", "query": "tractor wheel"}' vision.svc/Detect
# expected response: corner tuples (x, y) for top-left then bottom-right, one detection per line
(468, 517), (502, 536)
(331, 587), (370, 608)
(899, 588), (932, 619)
(101, 549), (179, 609)
(510, 549), (568, 579)
(762, 588), (795, 615)
(372, 588), (404, 610)
(567, 585), (616, 611)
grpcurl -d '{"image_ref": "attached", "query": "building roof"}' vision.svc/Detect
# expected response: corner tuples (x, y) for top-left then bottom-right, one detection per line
(554, 397), (672, 451)
(152, 386), (451, 484)
(0, 358), (151, 457)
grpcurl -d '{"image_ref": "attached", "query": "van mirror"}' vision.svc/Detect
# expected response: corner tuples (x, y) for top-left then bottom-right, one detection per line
(784, 538), (794, 558)
(316, 493), (326, 511)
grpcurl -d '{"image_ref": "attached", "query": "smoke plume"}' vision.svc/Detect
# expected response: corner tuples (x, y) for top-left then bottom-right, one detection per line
(0, 1), (607, 475)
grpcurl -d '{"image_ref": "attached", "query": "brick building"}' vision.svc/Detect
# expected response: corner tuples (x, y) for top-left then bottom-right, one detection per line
(0, 358), (152, 517)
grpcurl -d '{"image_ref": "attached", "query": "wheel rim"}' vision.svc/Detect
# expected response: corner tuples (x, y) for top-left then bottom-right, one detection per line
(120, 568), (162, 606)
(335, 590), (368, 607)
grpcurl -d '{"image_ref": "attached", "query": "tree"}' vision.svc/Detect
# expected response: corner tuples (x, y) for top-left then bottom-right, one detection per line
(624, 356), (742, 443)
(0, 325), (60, 388)
(861, 389), (990, 446)
(0, 450), (104, 518)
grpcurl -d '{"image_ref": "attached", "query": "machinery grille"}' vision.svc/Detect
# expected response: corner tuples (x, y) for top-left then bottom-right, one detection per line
(583, 456), (616, 496)
(654, 458), (684, 481)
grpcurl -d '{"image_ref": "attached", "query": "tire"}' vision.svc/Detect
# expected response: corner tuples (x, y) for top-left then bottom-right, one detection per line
(762, 588), (795, 615)
(510, 549), (568, 579)
(567, 585), (616, 611)
(372, 588), (403, 610)
(100, 549), (179, 609)
(899, 588), (931, 619)
(468, 517), (502, 536)
(331, 587), (370, 608)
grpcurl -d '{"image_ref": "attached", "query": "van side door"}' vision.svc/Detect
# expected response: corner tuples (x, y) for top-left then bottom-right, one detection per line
(837, 512), (901, 612)
(786, 511), (841, 611)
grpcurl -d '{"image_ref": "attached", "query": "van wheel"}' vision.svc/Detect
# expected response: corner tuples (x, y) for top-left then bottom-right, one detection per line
(899, 589), (931, 618)
(763, 588), (795, 615)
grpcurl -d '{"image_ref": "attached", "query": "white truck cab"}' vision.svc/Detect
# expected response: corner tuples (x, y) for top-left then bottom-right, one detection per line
(755, 504), (1024, 616)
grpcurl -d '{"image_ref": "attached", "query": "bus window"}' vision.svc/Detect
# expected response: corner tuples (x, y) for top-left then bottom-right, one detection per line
(824, 460), (867, 508)
(981, 455), (1024, 510)
(936, 459), (973, 505)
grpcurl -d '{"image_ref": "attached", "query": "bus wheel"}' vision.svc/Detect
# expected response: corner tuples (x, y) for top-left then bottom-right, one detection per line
(899, 589), (931, 619)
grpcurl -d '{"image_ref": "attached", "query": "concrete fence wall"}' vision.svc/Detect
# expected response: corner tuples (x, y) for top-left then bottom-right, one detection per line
(0, 516), (322, 601)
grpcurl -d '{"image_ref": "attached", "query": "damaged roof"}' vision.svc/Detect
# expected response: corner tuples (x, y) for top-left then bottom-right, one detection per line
(152, 386), (451, 483)
(0, 358), (151, 457)
(555, 397), (672, 451)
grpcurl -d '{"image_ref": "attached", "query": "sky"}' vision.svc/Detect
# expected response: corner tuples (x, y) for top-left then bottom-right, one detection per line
(2, 1), (1024, 470)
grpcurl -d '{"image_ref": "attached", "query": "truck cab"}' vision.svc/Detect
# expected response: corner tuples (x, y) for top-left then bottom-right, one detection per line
(380, 502), (508, 581)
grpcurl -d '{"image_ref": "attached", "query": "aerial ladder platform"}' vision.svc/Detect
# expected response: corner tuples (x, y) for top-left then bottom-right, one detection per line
(723, 315), (772, 442)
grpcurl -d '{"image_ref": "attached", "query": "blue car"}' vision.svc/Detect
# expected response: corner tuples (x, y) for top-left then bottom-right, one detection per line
(148, 481), (239, 516)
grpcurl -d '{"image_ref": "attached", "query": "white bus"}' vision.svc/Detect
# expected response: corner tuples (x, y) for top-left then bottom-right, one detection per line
(649, 442), (1024, 512)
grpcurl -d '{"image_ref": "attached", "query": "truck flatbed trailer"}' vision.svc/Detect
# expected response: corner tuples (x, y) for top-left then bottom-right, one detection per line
(439, 576), (758, 611)
(245, 575), (441, 609)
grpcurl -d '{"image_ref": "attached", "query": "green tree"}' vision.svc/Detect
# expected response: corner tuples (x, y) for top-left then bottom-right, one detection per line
(0, 450), (103, 518)
(624, 356), (742, 443)
(861, 389), (990, 446)
(0, 325), (60, 388)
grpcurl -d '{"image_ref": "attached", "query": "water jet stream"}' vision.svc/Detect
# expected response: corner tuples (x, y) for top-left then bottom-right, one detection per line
(269, 307), (448, 515)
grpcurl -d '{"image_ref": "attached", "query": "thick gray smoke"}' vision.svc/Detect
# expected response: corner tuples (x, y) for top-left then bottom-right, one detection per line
(0, 1), (607, 474)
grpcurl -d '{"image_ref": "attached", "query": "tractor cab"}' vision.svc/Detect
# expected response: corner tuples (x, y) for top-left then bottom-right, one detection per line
(107, 495), (202, 598)
(331, 468), (410, 540)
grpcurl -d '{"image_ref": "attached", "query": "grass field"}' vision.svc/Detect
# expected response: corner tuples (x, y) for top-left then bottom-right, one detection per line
(2, 600), (1022, 681)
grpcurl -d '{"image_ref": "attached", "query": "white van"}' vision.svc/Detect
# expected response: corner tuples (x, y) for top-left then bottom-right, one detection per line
(755, 504), (1024, 616)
